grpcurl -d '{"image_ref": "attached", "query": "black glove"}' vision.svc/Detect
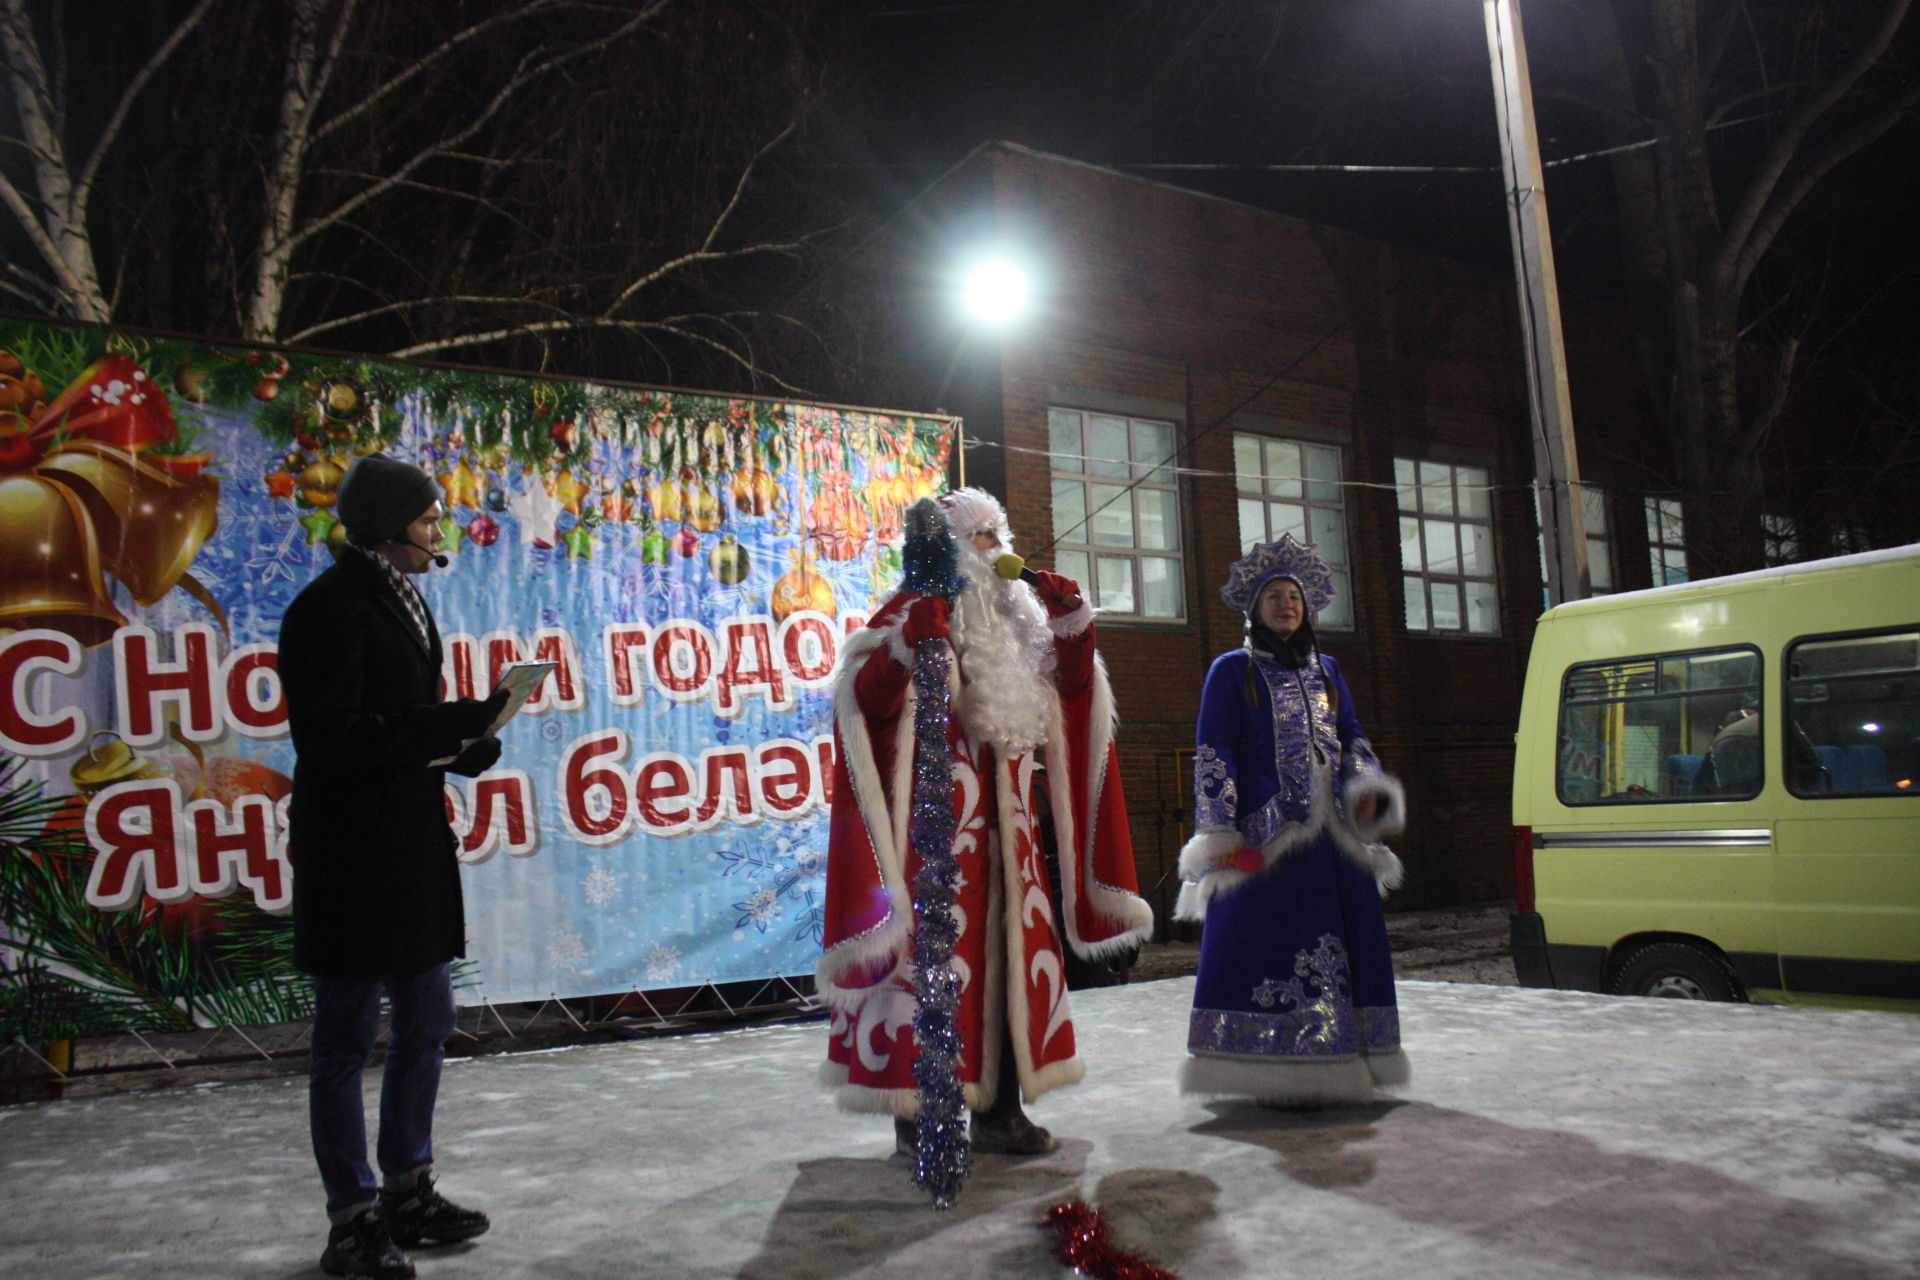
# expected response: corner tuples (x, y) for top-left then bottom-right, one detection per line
(456, 687), (512, 737)
(447, 736), (503, 777)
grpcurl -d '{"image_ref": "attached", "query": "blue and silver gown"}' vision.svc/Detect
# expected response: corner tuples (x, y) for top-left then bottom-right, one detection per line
(1174, 646), (1408, 1104)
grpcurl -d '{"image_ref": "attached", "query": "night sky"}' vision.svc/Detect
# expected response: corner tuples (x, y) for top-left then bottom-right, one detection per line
(824, 1), (1918, 319)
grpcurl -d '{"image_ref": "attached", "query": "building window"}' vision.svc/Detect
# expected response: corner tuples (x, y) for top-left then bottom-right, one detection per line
(1646, 497), (1688, 585)
(1534, 484), (1615, 599)
(1232, 433), (1353, 628)
(1047, 407), (1184, 620)
(1763, 514), (1799, 566)
(1396, 458), (1499, 634)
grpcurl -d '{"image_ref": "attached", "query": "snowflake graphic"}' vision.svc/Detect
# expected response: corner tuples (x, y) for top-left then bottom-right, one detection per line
(581, 866), (619, 907)
(733, 886), (782, 933)
(643, 944), (682, 983)
(547, 929), (589, 972)
(789, 891), (825, 946)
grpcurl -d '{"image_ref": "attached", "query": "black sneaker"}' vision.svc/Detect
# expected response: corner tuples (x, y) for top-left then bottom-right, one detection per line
(320, 1209), (415, 1280)
(379, 1172), (490, 1249)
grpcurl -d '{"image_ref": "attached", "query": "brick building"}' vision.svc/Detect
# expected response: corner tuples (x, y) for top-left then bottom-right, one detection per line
(845, 142), (1671, 925)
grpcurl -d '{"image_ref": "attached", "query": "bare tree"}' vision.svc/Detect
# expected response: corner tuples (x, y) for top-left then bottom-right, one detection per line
(1546, 0), (1920, 573)
(1099, 1), (1918, 576)
(0, 0), (850, 392)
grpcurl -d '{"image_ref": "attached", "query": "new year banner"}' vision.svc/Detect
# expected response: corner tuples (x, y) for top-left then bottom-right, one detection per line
(0, 318), (954, 1040)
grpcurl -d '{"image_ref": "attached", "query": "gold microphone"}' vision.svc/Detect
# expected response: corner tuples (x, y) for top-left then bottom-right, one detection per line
(997, 554), (1081, 609)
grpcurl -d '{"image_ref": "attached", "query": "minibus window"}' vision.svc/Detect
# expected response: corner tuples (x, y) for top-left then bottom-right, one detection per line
(1785, 629), (1920, 797)
(1557, 646), (1761, 804)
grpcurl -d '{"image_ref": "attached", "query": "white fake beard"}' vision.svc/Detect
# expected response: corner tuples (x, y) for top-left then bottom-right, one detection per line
(948, 548), (1060, 756)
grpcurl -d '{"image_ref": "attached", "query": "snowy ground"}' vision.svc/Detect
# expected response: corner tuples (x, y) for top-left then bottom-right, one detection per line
(1, 971), (1914, 1279)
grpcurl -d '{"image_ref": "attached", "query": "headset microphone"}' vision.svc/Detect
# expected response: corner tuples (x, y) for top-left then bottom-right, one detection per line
(407, 536), (449, 569)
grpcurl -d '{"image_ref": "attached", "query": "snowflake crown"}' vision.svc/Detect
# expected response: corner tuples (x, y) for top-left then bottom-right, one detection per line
(1220, 533), (1336, 615)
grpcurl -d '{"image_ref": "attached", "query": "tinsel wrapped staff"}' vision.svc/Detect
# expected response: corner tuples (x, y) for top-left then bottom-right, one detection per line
(899, 496), (969, 1208)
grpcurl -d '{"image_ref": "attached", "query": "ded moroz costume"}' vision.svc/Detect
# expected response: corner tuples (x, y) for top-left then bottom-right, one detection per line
(816, 488), (1153, 1152)
(1176, 534), (1410, 1105)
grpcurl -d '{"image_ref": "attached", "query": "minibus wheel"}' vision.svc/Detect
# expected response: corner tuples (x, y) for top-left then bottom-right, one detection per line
(1609, 941), (1744, 1002)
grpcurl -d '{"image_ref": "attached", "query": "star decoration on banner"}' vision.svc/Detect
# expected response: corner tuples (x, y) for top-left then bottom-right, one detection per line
(552, 468), (591, 516)
(438, 515), (466, 557)
(561, 522), (594, 560)
(300, 509), (339, 545)
(438, 460), (484, 510)
(264, 469), (296, 500)
(507, 480), (564, 547)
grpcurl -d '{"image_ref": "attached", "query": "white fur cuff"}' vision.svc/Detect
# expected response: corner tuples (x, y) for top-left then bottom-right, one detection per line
(1177, 828), (1242, 881)
(880, 617), (915, 667)
(1046, 597), (1094, 638)
(1346, 773), (1405, 842)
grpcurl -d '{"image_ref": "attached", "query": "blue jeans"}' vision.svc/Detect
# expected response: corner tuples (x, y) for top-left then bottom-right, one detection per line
(309, 962), (456, 1218)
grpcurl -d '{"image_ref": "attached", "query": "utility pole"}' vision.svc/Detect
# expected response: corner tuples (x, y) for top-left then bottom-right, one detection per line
(1484, 0), (1589, 605)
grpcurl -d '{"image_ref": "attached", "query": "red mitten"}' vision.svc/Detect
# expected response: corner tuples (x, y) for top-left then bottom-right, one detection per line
(902, 595), (950, 645)
(1029, 571), (1084, 617)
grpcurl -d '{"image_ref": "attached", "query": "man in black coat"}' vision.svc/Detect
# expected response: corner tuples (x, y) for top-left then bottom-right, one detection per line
(279, 453), (506, 1280)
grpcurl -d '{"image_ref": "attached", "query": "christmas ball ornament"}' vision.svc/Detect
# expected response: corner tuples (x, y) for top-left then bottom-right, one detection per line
(297, 457), (347, 507)
(640, 529), (670, 565)
(600, 486), (634, 523)
(486, 485), (507, 512)
(806, 473), (869, 561)
(467, 513), (500, 546)
(674, 526), (700, 557)
(686, 481), (724, 532)
(771, 558), (835, 623)
(253, 377), (281, 401)
(731, 466), (779, 517)
(708, 533), (749, 584)
(318, 376), (367, 422)
(550, 418), (577, 451)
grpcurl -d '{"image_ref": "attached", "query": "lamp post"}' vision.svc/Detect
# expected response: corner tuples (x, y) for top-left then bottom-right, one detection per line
(1484, 0), (1589, 605)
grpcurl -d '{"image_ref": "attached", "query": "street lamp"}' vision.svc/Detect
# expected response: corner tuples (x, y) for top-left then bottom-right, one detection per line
(959, 256), (1033, 327)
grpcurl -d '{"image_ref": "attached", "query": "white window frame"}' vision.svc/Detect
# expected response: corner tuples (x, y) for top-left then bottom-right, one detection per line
(1646, 496), (1689, 585)
(1231, 432), (1354, 629)
(1047, 407), (1185, 621)
(1396, 457), (1500, 635)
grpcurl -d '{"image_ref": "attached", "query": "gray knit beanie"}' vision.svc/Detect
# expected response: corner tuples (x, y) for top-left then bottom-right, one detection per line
(336, 454), (441, 545)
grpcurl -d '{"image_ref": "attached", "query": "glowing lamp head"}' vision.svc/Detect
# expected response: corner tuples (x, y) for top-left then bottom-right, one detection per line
(960, 258), (1031, 326)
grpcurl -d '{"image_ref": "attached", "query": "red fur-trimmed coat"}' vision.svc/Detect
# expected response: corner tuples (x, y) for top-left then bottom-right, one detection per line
(816, 589), (1153, 1115)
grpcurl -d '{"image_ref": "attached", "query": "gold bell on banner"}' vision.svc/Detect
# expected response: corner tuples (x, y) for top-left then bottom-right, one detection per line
(35, 441), (221, 606)
(69, 731), (170, 798)
(0, 473), (125, 646)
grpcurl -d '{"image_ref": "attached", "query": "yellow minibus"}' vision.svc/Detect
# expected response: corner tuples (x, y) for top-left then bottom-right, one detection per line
(1511, 544), (1920, 1010)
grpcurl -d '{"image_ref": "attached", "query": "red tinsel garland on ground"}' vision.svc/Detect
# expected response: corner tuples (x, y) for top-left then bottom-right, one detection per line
(1045, 1200), (1179, 1280)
